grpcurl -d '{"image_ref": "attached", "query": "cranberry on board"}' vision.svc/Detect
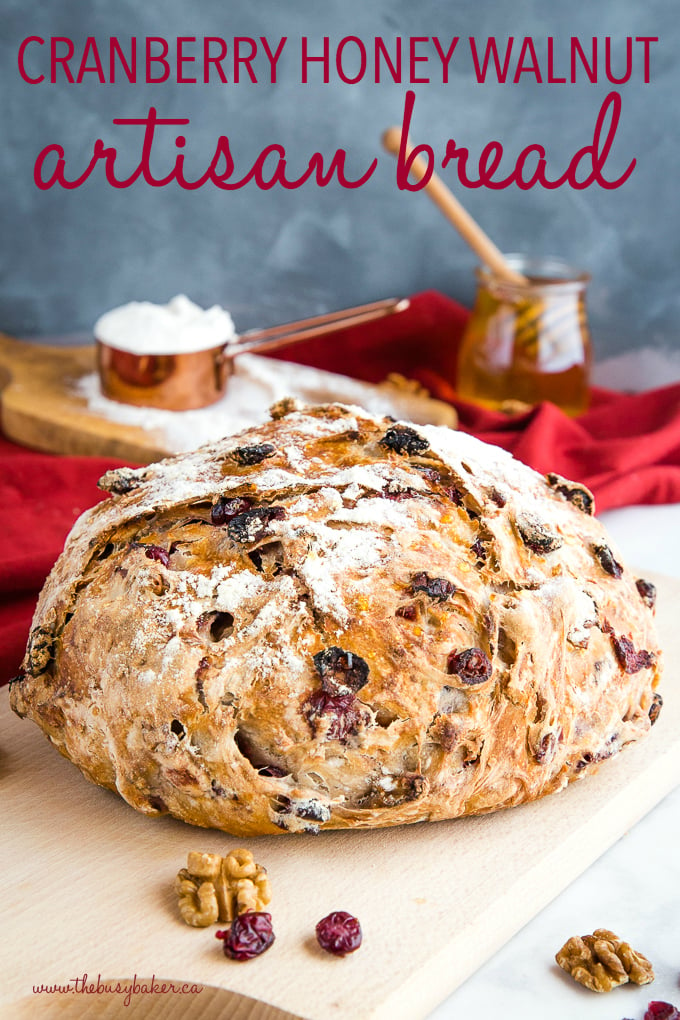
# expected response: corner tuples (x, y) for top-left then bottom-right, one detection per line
(315, 911), (362, 956)
(215, 912), (275, 960)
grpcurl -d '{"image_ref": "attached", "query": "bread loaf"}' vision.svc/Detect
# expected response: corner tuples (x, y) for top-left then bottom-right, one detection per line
(10, 401), (663, 835)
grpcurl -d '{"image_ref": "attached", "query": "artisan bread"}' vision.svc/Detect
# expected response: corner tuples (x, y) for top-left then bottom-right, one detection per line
(10, 401), (663, 835)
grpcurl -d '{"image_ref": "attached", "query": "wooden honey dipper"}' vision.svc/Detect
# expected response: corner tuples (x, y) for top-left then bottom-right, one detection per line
(382, 127), (528, 287)
(381, 127), (582, 355)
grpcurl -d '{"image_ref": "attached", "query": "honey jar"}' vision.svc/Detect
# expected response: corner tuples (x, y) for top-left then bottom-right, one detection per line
(456, 255), (591, 416)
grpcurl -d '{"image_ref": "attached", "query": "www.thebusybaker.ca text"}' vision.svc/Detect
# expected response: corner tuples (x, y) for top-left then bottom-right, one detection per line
(32, 973), (203, 1008)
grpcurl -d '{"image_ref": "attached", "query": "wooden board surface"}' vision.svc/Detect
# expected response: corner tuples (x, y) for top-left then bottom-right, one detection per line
(2, 571), (679, 1020)
(0, 332), (457, 465)
(0, 332), (171, 463)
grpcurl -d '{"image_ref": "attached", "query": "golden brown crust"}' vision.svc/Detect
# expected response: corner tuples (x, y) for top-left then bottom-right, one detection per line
(10, 403), (663, 835)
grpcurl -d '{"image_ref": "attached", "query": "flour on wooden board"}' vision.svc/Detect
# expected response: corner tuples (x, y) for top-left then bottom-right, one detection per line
(74, 353), (455, 453)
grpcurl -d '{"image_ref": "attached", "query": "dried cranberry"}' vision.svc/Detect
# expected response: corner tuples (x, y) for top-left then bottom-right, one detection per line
(227, 506), (286, 543)
(315, 911), (362, 956)
(379, 425), (429, 456)
(272, 796), (329, 833)
(211, 496), (254, 526)
(447, 648), (492, 685)
(609, 633), (655, 674)
(396, 604), (417, 620)
(442, 484), (464, 505)
(470, 538), (486, 562)
(575, 751), (596, 772)
(410, 572), (456, 601)
(592, 543), (623, 578)
(230, 443), (276, 466)
(545, 473), (594, 515)
(534, 732), (557, 764)
(304, 690), (363, 741)
(275, 795), (330, 823)
(516, 514), (563, 554)
(649, 693), (663, 725)
(489, 488), (507, 507)
(216, 912), (275, 960)
(313, 647), (369, 695)
(636, 578), (657, 609)
(143, 544), (171, 567)
(644, 1003), (680, 1020)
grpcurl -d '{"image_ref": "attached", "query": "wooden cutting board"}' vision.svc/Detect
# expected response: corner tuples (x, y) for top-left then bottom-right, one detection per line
(0, 332), (457, 465)
(0, 332), (172, 463)
(2, 571), (679, 1020)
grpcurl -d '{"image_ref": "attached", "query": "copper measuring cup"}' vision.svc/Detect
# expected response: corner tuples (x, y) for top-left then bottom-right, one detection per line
(96, 297), (409, 411)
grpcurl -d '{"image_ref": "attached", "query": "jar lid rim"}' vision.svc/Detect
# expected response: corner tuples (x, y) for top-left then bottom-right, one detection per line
(477, 254), (590, 288)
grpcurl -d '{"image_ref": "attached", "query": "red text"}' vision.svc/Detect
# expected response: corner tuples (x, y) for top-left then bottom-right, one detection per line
(394, 89), (636, 190)
(33, 108), (378, 191)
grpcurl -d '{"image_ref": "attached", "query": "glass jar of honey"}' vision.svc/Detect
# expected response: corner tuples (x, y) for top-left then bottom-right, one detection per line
(456, 255), (591, 416)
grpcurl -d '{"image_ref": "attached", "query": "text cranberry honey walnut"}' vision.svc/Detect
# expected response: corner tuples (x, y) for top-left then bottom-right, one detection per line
(18, 35), (656, 85)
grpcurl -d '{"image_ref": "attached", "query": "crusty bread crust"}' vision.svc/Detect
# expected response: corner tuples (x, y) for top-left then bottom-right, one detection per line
(10, 402), (663, 835)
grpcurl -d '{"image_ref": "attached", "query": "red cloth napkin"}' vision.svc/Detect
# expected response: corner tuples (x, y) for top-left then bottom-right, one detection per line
(268, 290), (680, 510)
(2, 289), (679, 683)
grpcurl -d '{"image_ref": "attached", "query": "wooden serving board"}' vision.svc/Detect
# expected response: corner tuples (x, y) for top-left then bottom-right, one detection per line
(0, 332), (171, 463)
(2, 572), (680, 1020)
(0, 333), (457, 466)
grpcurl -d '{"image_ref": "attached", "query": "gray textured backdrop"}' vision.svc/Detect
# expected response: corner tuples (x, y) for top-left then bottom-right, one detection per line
(1, 0), (678, 359)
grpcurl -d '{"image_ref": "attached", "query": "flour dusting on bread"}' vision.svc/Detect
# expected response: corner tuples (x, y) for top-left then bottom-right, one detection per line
(11, 403), (662, 836)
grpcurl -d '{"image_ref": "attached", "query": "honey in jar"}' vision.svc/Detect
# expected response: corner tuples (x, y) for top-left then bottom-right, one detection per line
(456, 255), (591, 416)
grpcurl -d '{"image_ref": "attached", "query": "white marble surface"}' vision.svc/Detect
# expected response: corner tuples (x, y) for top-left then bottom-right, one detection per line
(427, 503), (680, 1020)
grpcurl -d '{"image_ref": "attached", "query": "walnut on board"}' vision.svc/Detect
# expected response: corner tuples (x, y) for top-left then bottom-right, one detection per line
(175, 848), (271, 927)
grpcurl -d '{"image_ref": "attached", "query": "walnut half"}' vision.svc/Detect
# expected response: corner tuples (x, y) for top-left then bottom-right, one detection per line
(175, 848), (271, 927)
(555, 928), (654, 993)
